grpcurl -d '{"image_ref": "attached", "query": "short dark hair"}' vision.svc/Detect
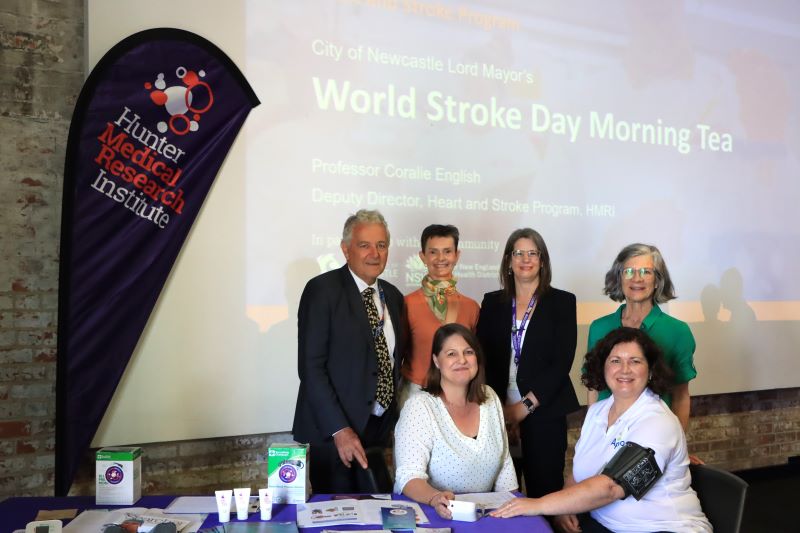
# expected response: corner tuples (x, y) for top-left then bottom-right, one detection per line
(581, 327), (673, 396)
(420, 224), (460, 251)
(423, 323), (488, 404)
(499, 228), (552, 299)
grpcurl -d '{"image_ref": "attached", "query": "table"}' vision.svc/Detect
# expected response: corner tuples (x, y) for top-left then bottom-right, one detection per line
(0, 494), (552, 533)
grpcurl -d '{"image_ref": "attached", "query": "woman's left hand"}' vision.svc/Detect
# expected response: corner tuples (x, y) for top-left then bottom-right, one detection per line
(489, 496), (539, 518)
(430, 490), (455, 519)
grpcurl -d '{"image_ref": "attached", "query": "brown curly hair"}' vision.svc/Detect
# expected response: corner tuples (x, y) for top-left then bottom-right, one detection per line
(581, 327), (673, 396)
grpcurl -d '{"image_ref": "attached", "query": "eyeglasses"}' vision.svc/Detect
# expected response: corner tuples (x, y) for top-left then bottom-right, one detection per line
(622, 267), (655, 279)
(511, 250), (540, 259)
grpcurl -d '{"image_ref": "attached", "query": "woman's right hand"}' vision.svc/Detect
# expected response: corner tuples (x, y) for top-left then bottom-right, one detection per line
(429, 490), (455, 519)
(506, 421), (520, 445)
(553, 513), (581, 533)
(503, 402), (528, 424)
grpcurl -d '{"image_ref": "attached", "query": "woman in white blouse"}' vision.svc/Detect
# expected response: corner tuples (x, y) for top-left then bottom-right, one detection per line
(393, 323), (518, 519)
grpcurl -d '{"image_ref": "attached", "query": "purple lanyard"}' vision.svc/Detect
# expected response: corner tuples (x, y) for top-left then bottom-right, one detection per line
(511, 294), (537, 366)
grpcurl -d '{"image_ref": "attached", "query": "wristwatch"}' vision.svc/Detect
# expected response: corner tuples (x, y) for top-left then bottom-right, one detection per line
(521, 397), (536, 414)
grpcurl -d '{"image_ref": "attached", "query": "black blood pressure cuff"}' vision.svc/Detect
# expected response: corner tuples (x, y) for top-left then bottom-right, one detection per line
(601, 442), (662, 500)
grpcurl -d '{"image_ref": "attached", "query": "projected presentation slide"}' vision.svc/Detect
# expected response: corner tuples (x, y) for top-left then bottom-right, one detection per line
(90, 0), (800, 444)
(246, 1), (798, 313)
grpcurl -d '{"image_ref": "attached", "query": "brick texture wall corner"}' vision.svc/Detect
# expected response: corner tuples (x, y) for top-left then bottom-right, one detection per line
(0, 0), (83, 499)
(1, 1), (799, 501)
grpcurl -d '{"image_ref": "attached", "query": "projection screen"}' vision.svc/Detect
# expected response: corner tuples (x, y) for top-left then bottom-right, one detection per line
(88, 0), (800, 446)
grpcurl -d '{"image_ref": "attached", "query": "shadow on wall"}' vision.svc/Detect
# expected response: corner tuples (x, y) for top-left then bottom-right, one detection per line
(692, 267), (798, 394)
(259, 257), (322, 393)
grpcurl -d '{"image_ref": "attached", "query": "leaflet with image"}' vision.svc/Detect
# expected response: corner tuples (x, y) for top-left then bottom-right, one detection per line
(62, 508), (204, 533)
(296, 499), (428, 528)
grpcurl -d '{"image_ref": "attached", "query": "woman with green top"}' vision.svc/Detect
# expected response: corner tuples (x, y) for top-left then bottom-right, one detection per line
(586, 243), (697, 433)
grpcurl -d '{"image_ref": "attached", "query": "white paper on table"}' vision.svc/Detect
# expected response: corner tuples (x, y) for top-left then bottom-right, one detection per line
(296, 498), (429, 528)
(62, 507), (205, 533)
(296, 499), (361, 528)
(321, 529), (450, 533)
(165, 495), (259, 514)
(454, 491), (516, 510)
(64, 509), (136, 532)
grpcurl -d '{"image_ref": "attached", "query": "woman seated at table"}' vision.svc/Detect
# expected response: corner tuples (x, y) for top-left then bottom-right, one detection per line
(491, 327), (711, 533)
(394, 323), (518, 519)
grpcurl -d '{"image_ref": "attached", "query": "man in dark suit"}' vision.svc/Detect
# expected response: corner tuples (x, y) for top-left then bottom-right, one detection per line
(293, 209), (404, 493)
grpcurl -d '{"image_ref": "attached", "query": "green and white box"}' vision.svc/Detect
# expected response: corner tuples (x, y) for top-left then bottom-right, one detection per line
(267, 443), (309, 503)
(96, 446), (142, 505)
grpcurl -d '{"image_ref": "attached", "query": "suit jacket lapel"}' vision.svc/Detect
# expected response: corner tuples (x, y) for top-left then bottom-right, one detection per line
(339, 266), (373, 346)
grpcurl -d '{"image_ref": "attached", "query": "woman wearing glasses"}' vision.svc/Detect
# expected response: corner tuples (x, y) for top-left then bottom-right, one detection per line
(587, 243), (697, 432)
(477, 228), (579, 498)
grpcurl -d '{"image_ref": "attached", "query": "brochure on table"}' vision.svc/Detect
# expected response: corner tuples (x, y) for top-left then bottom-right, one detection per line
(321, 529), (451, 533)
(62, 507), (205, 532)
(296, 499), (429, 528)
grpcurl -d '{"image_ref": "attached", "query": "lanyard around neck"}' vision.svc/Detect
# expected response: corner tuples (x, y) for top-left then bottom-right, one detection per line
(511, 294), (537, 366)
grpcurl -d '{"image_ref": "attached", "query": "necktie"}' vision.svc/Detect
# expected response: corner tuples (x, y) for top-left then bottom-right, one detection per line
(362, 287), (393, 409)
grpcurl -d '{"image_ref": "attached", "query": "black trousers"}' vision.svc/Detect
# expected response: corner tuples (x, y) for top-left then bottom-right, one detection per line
(519, 415), (568, 497)
(309, 412), (393, 494)
(578, 513), (615, 532)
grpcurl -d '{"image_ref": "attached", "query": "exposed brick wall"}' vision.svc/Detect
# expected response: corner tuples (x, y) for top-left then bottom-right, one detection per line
(1, 0), (798, 502)
(0, 0), (83, 498)
(67, 433), (294, 496)
(565, 387), (800, 475)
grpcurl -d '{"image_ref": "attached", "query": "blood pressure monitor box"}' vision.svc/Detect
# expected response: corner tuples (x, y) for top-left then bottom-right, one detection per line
(267, 443), (309, 503)
(96, 446), (142, 505)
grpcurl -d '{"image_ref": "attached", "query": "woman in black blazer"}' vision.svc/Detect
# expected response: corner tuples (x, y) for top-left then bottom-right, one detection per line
(476, 228), (579, 498)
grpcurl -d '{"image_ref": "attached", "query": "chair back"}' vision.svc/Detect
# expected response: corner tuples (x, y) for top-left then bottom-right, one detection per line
(355, 446), (393, 494)
(690, 464), (748, 533)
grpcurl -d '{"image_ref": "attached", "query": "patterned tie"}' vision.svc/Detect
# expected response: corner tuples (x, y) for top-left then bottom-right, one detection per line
(362, 287), (393, 409)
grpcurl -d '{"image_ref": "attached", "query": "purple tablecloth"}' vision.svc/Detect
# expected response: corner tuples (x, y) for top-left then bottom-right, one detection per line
(0, 494), (552, 533)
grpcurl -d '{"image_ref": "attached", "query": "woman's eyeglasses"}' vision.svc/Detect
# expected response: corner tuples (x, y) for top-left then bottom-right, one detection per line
(511, 250), (540, 259)
(622, 267), (655, 279)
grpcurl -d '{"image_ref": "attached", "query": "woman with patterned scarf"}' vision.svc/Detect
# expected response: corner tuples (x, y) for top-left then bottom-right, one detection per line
(399, 224), (480, 407)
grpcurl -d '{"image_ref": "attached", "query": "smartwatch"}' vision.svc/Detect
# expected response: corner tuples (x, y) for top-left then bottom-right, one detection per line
(521, 397), (536, 414)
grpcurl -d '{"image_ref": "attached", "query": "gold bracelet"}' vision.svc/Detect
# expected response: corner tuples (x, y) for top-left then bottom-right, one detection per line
(428, 491), (442, 506)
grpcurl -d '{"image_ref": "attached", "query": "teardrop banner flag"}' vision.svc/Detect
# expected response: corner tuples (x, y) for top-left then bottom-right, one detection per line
(55, 28), (259, 495)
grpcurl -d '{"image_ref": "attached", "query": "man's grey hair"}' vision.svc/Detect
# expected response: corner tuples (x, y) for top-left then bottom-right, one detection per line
(341, 209), (390, 245)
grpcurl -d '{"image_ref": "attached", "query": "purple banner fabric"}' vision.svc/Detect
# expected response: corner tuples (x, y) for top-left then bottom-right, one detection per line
(55, 28), (259, 495)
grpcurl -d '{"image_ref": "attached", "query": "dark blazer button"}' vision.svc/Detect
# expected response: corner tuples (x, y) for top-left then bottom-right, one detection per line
(372, 371), (378, 376)
(367, 400), (373, 406)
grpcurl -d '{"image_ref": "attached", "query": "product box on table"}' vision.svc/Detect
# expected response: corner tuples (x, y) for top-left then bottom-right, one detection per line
(96, 446), (142, 505)
(267, 443), (310, 503)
